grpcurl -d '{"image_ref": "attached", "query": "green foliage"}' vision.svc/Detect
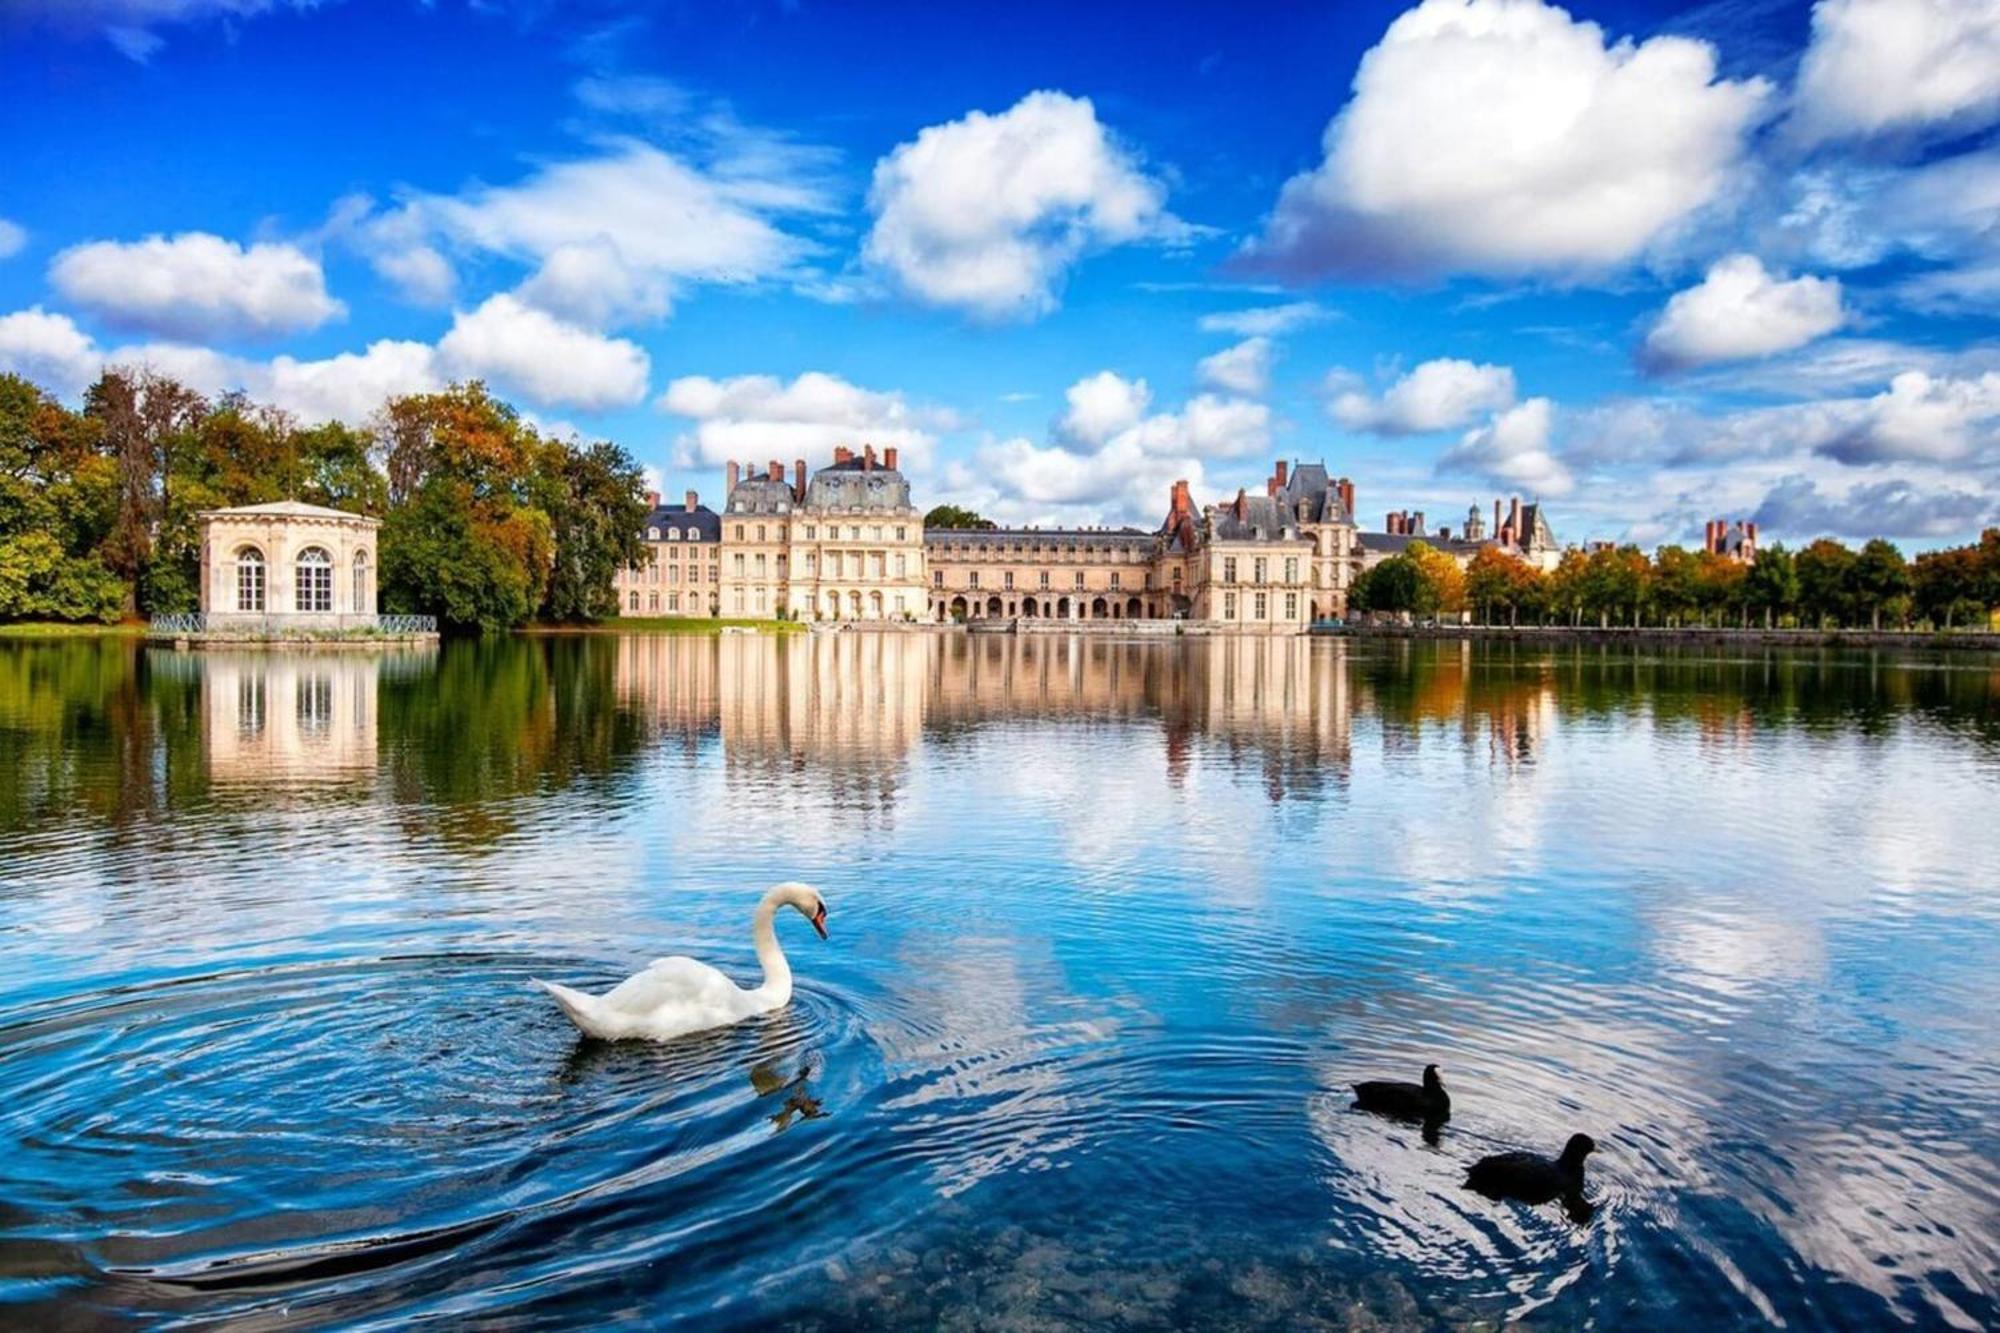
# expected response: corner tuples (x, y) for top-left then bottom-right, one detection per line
(1745, 543), (1799, 626)
(1795, 539), (1856, 627)
(0, 532), (124, 623)
(1849, 538), (1911, 630)
(924, 504), (996, 530)
(535, 440), (650, 623)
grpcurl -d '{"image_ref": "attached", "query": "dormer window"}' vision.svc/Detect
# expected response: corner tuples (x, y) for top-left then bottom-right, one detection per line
(648, 527), (660, 540)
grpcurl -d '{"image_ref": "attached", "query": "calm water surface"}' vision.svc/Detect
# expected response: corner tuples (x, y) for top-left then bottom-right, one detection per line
(1, 634), (1997, 1329)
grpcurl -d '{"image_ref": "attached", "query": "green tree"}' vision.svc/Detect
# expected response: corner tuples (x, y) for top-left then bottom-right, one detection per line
(924, 504), (996, 530)
(1652, 545), (1701, 626)
(535, 438), (650, 623)
(1583, 545), (1648, 627)
(1848, 538), (1911, 630)
(1795, 538), (1856, 628)
(1350, 555), (1422, 614)
(1744, 542), (1799, 628)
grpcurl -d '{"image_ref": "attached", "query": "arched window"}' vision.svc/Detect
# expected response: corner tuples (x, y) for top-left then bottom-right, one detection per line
(352, 550), (370, 614)
(235, 546), (265, 612)
(295, 547), (333, 612)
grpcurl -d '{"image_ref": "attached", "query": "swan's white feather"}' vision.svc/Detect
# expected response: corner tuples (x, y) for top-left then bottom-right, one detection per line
(536, 883), (825, 1042)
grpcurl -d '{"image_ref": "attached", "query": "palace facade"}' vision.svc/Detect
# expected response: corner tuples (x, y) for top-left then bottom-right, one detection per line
(612, 448), (1559, 628)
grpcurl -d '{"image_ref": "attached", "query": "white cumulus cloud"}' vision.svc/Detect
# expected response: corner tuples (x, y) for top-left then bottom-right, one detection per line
(1817, 369), (2000, 463)
(1246, 0), (1768, 280)
(436, 295), (649, 411)
(0, 304), (439, 425)
(1059, 370), (1154, 445)
(0, 307), (102, 397)
(1790, 0), (2000, 147)
(1331, 357), (1517, 434)
(355, 132), (831, 327)
(1642, 254), (1847, 371)
(1439, 397), (1573, 495)
(48, 232), (343, 341)
(657, 370), (955, 472)
(863, 91), (1180, 319)
(1197, 338), (1273, 396)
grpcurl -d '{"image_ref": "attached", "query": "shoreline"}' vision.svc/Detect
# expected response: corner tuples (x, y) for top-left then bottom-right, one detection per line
(1318, 623), (2000, 652)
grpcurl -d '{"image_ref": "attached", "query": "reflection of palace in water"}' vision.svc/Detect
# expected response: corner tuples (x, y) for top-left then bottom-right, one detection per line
(603, 633), (1573, 806)
(187, 650), (435, 789)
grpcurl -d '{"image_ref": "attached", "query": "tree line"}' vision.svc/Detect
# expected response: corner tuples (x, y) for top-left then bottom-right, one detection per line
(0, 370), (650, 632)
(1350, 534), (2000, 632)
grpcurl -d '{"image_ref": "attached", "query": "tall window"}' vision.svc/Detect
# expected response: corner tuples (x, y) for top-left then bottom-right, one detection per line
(1223, 557), (1237, 582)
(295, 547), (333, 612)
(235, 547), (265, 612)
(1223, 592), (1237, 619)
(1284, 557), (1298, 582)
(1039, 570), (1050, 589)
(1253, 557), (1267, 582)
(970, 571), (980, 589)
(1074, 571), (1084, 589)
(895, 554), (906, 576)
(1004, 571), (1014, 590)
(1254, 592), (1268, 619)
(1285, 592), (1299, 620)
(1110, 572), (1120, 589)
(352, 551), (370, 613)
(934, 570), (943, 587)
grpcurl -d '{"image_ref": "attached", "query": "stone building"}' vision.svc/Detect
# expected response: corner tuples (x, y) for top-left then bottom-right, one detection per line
(717, 445), (927, 621)
(198, 500), (379, 630)
(616, 447), (1556, 630)
(613, 490), (721, 616)
(1703, 518), (1759, 564)
(1357, 495), (1563, 574)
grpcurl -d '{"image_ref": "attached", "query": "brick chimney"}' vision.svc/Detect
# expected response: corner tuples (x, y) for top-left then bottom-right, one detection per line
(884, 446), (898, 471)
(1267, 473), (1280, 497)
(1275, 459), (1288, 491)
(645, 488), (660, 508)
(1745, 520), (1758, 546)
(1234, 488), (1247, 521)
(863, 443), (877, 471)
(685, 489), (699, 511)
(1494, 498), (1504, 539)
(727, 460), (740, 495)
(1338, 478), (1355, 519)
(794, 459), (807, 500)
(1171, 478), (1192, 517)
(834, 445), (853, 466)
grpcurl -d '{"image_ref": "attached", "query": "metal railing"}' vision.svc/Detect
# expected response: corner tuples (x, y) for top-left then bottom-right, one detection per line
(147, 612), (438, 635)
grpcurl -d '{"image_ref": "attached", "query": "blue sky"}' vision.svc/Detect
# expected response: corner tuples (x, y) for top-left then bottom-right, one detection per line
(2, 0), (1996, 548)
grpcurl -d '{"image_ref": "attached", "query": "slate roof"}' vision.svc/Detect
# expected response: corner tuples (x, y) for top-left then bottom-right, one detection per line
(805, 459), (914, 512)
(1273, 462), (1351, 525)
(1356, 531), (1486, 559)
(641, 503), (721, 543)
(1209, 494), (1311, 542)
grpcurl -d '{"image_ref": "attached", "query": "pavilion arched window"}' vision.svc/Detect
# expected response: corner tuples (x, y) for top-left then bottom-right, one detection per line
(295, 546), (333, 613)
(235, 546), (265, 612)
(352, 550), (371, 614)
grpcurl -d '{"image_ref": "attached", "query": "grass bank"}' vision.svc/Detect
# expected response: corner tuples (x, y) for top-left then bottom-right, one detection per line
(521, 617), (806, 635)
(0, 621), (146, 639)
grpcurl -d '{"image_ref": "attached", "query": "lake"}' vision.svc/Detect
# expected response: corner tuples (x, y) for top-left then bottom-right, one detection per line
(1, 633), (1996, 1329)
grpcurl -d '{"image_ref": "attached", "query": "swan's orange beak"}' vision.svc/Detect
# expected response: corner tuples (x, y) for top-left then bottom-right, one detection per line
(810, 903), (829, 940)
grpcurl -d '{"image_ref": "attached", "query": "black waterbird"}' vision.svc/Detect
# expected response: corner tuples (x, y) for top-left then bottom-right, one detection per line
(1465, 1132), (1597, 1211)
(1351, 1063), (1451, 1122)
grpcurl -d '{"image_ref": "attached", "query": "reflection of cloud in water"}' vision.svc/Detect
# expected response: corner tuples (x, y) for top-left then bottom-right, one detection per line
(867, 936), (1121, 1199)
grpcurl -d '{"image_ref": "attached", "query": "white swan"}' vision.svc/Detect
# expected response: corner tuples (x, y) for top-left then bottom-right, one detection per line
(533, 882), (829, 1041)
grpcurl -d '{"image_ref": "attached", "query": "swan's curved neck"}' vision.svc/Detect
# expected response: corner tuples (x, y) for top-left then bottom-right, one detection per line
(750, 891), (793, 1005)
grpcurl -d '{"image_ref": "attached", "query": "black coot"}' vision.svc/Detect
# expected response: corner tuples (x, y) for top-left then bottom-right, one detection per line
(1465, 1132), (1596, 1208)
(1351, 1063), (1450, 1121)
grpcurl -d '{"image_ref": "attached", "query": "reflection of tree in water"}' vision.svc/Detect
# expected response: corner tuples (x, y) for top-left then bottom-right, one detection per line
(379, 637), (655, 847)
(0, 641), (202, 832)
